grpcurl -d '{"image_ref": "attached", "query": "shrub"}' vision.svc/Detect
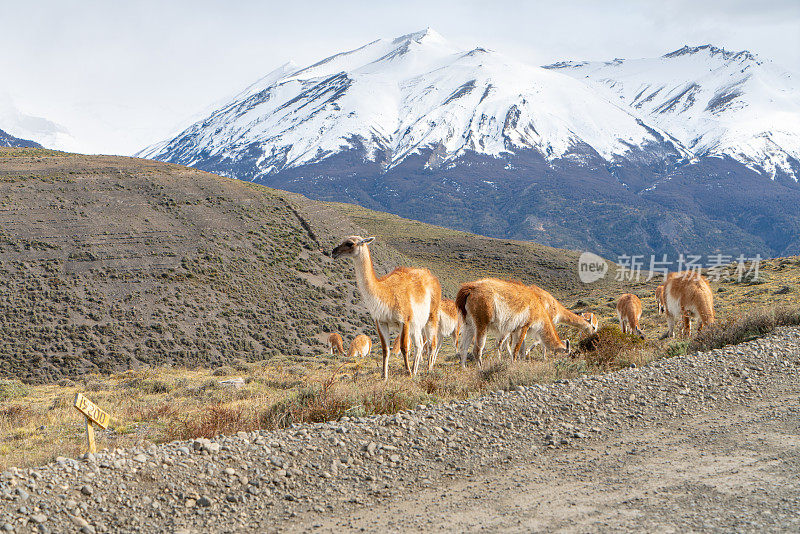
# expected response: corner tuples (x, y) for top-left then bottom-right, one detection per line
(120, 377), (171, 394)
(691, 310), (774, 352)
(0, 405), (33, 427)
(128, 402), (179, 423)
(85, 379), (109, 392)
(774, 306), (800, 327)
(362, 382), (424, 414)
(167, 404), (256, 440)
(688, 305), (800, 353)
(580, 325), (644, 369)
(0, 380), (29, 401)
(260, 380), (352, 428)
(211, 365), (234, 377)
(664, 341), (689, 358)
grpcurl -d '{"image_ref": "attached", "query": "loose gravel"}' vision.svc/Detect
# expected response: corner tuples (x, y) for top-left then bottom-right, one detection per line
(2, 327), (800, 533)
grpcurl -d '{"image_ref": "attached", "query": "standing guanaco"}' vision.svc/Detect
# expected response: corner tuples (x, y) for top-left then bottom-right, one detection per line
(617, 293), (645, 339)
(332, 236), (441, 380)
(660, 271), (715, 339)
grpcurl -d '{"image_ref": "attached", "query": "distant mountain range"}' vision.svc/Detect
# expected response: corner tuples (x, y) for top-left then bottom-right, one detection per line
(0, 128), (41, 148)
(139, 30), (800, 258)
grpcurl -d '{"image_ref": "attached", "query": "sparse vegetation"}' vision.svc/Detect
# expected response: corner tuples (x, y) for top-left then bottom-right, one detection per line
(690, 305), (800, 352)
(4, 300), (798, 469)
(0, 149), (799, 470)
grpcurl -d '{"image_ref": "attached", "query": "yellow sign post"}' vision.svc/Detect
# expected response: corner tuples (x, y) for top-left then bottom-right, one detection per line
(73, 393), (110, 454)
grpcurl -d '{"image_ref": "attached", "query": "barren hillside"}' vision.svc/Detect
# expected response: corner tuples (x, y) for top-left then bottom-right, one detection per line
(0, 148), (595, 382)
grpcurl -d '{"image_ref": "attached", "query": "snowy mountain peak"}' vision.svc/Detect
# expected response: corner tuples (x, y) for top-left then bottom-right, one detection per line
(663, 44), (758, 63)
(139, 30), (681, 174)
(548, 45), (800, 179)
(391, 27), (447, 46)
(140, 34), (799, 182)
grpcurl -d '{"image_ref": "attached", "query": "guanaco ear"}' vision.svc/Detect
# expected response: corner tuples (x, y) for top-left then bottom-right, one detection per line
(359, 237), (376, 245)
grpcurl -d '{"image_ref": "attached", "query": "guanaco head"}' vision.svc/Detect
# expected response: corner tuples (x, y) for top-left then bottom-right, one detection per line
(581, 312), (599, 333)
(331, 235), (375, 259)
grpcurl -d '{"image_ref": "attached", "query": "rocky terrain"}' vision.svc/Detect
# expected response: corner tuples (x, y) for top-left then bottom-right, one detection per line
(1, 326), (798, 533)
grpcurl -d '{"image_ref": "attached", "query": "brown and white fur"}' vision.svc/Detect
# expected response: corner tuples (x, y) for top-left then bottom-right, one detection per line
(347, 334), (372, 359)
(655, 284), (666, 314)
(659, 271), (715, 339)
(456, 279), (569, 367)
(616, 293), (645, 339)
(427, 298), (461, 370)
(327, 333), (345, 356)
(332, 236), (441, 380)
(499, 286), (597, 358)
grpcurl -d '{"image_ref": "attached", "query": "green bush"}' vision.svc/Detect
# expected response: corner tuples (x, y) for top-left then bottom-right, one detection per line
(0, 379), (29, 401)
(664, 341), (689, 358)
(580, 325), (644, 368)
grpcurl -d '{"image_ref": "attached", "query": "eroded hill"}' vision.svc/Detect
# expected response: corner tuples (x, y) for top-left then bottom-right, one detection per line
(0, 148), (602, 382)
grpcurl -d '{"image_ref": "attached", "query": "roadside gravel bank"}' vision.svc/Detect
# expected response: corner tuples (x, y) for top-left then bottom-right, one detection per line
(2, 327), (799, 533)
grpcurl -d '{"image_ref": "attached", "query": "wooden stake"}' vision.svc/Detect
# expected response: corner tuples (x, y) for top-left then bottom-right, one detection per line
(84, 417), (96, 454)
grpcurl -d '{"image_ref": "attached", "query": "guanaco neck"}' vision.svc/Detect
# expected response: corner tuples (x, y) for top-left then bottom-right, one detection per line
(353, 246), (381, 298)
(556, 303), (591, 330)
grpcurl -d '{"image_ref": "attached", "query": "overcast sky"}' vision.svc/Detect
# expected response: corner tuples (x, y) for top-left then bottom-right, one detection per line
(2, 0), (798, 155)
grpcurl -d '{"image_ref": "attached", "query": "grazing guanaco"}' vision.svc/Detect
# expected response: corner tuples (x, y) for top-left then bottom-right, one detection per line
(659, 271), (715, 339)
(348, 334), (372, 359)
(616, 293), (645, 339)
(456, 279), (569, 367)
(327, 333), (345, 356)
(499, 286), (597, 358)
(332, 236), (441, 380)
(655, 284), (666, 314)
(427, 298), (461, 370)
(582, 312), (599, 332)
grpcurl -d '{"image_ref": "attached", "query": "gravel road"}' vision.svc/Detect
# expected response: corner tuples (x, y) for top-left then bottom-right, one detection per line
(2, 327), (799, 533)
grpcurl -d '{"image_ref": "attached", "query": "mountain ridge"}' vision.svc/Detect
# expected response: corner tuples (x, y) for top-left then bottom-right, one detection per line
(138, 30), (800, 258)
(0, 128), (42, 148)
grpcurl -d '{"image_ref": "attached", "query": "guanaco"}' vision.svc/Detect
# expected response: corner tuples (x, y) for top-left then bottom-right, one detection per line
(348, 334), (372, 359)
(456, 279), (569, 367)
(655, 284), (666, 314)
(327, 333), (345, 356)
(332, 236), (440, 380)
(427, 298), (460, 370)
(660, 271), (715, 339)
(499, 285), (597, 358)
(617, 293), (645, 339)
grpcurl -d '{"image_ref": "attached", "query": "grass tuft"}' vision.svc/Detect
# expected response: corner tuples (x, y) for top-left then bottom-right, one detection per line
(0, 380), (29, 401)
(690, 305), (800, 352)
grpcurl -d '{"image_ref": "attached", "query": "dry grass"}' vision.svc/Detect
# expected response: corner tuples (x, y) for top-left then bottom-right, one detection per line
(0, 338), (590, 469)
(690, 305), (800, 352)
(1, 303), (798, 469)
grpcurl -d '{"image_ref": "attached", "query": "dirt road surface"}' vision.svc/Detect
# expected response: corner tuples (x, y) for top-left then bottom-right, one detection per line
(299, 383), (800, 532)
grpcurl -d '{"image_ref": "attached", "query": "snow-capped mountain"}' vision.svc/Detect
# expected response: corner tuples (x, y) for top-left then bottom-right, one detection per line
(546, 45), (800, 179)
(139, 29), (683, 174)
(0, 128), (42, 148)
(140, 31), (800, 258)
(0, 93), (72, 151)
